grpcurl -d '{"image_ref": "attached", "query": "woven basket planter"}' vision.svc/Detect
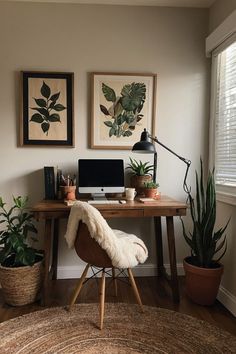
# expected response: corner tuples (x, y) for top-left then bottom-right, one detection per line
(0, 260), (43, 306)
(130, 175), (152, 195)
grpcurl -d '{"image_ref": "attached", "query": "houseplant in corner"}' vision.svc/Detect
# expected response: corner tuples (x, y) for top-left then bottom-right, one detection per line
(126, 157), (154, 195)
(0, 196), (43, 306)
(143, 181), (160, 198)
(181, 159), (229, 306)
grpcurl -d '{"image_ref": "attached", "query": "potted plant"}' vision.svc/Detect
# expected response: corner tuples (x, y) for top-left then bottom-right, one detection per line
(0, 196), (43, 306)
(181, 159), (229, 306)
(126, 157), (154, 195)
(143, 181), (160, 198)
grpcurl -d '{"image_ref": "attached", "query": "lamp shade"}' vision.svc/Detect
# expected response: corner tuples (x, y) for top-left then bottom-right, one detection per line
(132, 129), (156, 153)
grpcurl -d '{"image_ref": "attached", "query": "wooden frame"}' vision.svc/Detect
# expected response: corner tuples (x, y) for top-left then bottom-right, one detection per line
(20, 71), (74, 147)
(91, 72), (156, 150)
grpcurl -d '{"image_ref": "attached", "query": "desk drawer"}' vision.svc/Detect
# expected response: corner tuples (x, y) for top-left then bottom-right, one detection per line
(101, 209), (143, 218)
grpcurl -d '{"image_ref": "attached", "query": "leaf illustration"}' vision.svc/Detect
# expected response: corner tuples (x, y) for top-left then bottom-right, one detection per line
(100, 105), (110, 116)
(54, 104), (66, 111)
(41, 122), (50, 133)
(49, 101), (55, 109)
(31, 107), (49, 118)
(41, 81), (51, 99)
(50, 92), (60, 102)
(121, 82), (146, 111)
(109, 127), (116, 137)
(123, 130), (132, 137)
(116, 114), (126, 126)
(33, 98), (46, 107)
(48, 114), (60, 122)
(30, 113), (44, 123)
(104, 121), (113, 127)
(102, 83), (116, 102)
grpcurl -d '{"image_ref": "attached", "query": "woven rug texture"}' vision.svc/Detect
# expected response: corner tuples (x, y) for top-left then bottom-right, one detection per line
(0, 303), (235, 353)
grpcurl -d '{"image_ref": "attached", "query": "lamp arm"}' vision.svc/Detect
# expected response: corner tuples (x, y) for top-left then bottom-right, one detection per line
(149, 134), (191, 195)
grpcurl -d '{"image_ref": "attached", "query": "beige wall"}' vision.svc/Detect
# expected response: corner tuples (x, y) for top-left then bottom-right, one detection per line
(0, 3), (209, 277)
(209, 0), (236, 33)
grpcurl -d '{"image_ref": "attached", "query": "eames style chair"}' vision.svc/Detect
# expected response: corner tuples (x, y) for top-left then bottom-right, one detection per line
(65, 201), (148, 330)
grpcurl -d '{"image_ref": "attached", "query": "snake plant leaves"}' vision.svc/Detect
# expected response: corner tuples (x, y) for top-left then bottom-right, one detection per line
(33, 98), (47, 107)
(102, 83), (116, 102)
(41, 81), (51, 99)
(30, 113), (44, 123)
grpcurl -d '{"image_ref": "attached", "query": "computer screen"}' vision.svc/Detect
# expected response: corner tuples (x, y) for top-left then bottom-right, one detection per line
(78, 159), (125, 198)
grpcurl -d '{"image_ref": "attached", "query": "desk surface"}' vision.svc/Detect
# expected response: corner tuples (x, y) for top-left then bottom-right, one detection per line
(31, 195), (187, 219)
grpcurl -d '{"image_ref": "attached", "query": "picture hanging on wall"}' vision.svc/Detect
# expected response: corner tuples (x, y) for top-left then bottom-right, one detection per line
(91, 72), (156, 150)
(20, 71), (74, 147)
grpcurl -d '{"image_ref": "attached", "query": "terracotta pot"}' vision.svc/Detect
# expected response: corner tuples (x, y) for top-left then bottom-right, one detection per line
(183, 257), (223, 306)
(60, 186), (76, 200)
(130, 175), (152, 195)
(144, 188), (158, 198)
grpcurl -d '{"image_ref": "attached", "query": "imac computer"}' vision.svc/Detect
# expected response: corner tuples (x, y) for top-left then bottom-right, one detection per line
(78, 159), (125, 200)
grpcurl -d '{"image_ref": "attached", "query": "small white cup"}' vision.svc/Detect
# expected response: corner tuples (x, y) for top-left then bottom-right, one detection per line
(125, 188), (137, 201)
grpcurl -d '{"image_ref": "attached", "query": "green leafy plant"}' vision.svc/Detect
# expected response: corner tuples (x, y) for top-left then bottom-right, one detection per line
(126, 157), (154, 176)
(100, 82), (146, 138)
(0, 196), (42, 267)
(143, 181), (159, 189)
(181, 159), (229, 268)
(30, 81), (66, 135)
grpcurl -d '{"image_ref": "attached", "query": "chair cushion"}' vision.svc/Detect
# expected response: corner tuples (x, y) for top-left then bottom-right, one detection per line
(65, 201), (148, 268)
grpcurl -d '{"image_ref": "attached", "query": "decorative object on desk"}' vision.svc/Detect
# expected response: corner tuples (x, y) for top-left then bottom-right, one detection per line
(132, 128), (191, 194)
(126, 157), (154, 195)
(0, 196), (43, 306)
(125, 187), (137, 201)
(91, 72), (156, 149)
(44, 166), (57, 200)
(143, 181), (160, 198)
(60, 173), (77, 200)
(1, 303), (236, 353)
(20, 71), (74, 147)
(181, 159), (230, 306)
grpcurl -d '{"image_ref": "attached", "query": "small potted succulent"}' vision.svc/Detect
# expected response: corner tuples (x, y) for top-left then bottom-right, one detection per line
(143, 181), (160, 198)
(0, 196), (43, 306)
(181, 159), (229, 305)
(126, 157), (154, 194)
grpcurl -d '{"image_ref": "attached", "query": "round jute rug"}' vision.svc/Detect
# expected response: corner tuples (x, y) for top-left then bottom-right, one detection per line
(0, 303), (235, 353)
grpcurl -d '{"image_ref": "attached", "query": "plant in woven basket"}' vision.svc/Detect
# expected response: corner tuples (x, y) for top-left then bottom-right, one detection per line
(0, 196), (42, 267)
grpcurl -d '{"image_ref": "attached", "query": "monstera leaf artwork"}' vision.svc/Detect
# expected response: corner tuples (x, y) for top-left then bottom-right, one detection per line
(30, 81), (66, 135)
(100, 82), (146, 138)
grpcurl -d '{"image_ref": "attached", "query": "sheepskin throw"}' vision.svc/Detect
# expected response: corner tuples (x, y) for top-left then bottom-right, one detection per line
(64, 201), (148, 268)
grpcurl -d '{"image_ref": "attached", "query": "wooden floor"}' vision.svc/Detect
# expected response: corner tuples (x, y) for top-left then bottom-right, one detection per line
(0, 276), (236, 337)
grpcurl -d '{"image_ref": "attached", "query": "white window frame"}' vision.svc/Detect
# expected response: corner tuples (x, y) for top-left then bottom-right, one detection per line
(209, 33), (236, 205)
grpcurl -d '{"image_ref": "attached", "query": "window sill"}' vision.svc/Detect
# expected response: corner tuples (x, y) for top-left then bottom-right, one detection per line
(216, 191), (236, 206)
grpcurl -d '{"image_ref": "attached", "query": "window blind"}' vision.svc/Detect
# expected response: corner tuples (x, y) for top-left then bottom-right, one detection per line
(215, 41), (236, 186)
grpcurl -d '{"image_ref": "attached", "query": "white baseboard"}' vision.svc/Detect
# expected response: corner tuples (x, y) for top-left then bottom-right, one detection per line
(57, 262), (185, 279)
(217, 285), (236, 317)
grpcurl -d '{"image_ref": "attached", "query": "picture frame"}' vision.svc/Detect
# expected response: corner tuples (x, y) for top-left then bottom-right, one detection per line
(20, 71), (74, 147)
(91, 72), (156, 150)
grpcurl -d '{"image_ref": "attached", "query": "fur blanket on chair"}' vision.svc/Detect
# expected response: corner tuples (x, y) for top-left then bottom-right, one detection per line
(64, 201), (148, 268)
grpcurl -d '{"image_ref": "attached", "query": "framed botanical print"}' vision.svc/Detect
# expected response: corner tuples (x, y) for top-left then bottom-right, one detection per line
(91, 72), (156, 150)
(20, 71), (74, 147)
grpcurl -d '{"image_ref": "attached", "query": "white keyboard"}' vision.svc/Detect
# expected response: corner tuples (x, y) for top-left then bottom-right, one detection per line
(88, 200), (125, 205)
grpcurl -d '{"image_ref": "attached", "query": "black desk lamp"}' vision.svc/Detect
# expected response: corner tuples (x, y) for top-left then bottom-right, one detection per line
(132, 128), (191, 195)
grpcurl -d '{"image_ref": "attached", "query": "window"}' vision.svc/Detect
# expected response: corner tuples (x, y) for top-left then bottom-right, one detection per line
(210, 36), (236, 202)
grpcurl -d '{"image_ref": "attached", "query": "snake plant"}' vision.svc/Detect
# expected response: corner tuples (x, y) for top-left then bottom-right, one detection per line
(126, 157), (154, 176)
(181, 159), (229, 268)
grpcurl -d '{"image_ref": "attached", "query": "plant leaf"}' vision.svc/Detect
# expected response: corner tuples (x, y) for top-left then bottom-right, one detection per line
(31, 107), (49, 118)
(102, 83), (116, 102)
(100, 105), (110, 116)
(41, 81), (51, 99)
(33, 98), (47, 108)
(30, 113), (44, 123)
(50, 92), (60, 102)
(53, 104), (66, 111)
(48, 114), (60, 122)
(104, 121), (113, 127)
(41, 122), (50, 133)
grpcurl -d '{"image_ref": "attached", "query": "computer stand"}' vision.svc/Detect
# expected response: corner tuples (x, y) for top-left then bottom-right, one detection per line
(91, 193), (107, 201)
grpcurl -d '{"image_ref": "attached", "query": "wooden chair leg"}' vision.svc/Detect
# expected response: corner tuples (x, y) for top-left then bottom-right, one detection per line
(68, 263), (90, 311)
(127, 268), (144, 312)
(99, 269), (106, 330)
(112, 267), (118, 297)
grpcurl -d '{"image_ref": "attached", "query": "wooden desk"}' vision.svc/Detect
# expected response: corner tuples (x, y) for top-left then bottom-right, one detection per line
(31, 196), (187, 305)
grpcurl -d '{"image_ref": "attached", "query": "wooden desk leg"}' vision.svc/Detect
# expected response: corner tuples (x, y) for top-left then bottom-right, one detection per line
(166, 216), (180, 303)
(41, 218), (53, 306)
(52, 219), (59, 280)
(154, 217), (164, 277)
